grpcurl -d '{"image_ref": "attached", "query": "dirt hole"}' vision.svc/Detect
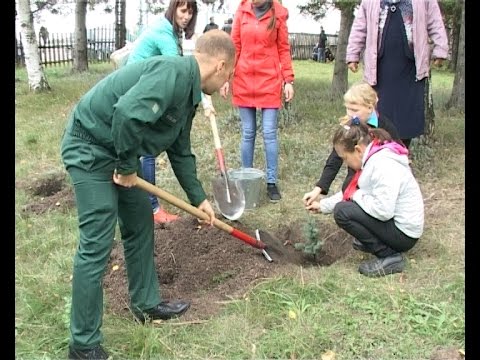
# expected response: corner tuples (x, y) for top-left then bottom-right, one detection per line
(18, 172), (76, 215)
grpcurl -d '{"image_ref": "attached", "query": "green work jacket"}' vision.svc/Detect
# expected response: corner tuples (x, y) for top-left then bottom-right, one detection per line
(68, 55), (206, 206)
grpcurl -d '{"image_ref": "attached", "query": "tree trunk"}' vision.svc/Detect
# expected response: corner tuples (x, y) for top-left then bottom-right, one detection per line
(72, 0), (88, 73)
(331, 4), (355, 97)
(115, 0), (127, 50)
(447, 0), (465, 110)
(16, 0), (50, 92)
(448, 0), (462, 72)
(421, 72), (435, 145)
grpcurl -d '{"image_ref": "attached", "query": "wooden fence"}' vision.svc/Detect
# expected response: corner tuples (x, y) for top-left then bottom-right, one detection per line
(15, 26), (338, 67)
(289, 32), (338, 60)
(15, 26), (131, 67)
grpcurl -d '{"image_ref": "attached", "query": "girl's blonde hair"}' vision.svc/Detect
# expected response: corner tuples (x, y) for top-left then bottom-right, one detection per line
(339, 82), (379, 125)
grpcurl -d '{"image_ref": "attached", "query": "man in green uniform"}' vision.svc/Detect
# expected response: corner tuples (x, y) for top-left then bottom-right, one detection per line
(61, 30), (235, 360)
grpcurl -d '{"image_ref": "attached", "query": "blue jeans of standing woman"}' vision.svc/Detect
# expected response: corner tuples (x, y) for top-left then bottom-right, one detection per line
(238, 107), (279, 184)
(140, 155), (160, 212)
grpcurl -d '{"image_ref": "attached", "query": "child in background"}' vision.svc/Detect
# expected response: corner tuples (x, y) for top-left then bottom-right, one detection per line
(303, 82), (401, 213)
(308, 120), (423, 277)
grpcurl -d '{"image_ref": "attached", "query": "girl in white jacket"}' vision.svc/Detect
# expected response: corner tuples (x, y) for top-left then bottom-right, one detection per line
(311, 120), (424, 277)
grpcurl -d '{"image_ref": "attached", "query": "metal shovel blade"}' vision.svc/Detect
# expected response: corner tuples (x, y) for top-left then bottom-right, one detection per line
(212, 176), (246, 221)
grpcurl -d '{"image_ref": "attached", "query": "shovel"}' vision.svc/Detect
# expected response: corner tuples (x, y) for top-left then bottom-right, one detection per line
(208, 113), (245, 220)
(136, 178), (273, 261)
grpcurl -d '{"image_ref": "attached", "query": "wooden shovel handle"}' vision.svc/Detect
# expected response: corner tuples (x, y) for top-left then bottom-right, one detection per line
(209, 113), (222, 150)
(136, 178), (266, 249)
(209, 113), (227, 174)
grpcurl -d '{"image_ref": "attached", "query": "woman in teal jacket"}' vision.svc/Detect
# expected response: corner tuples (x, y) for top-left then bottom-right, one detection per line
(127, 0), (210, 224)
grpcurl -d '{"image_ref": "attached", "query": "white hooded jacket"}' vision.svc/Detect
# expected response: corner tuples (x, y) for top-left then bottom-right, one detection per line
(352, 142), (424, 238)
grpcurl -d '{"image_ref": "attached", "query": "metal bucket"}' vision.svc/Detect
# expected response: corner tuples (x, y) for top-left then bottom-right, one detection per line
(227, 168), (265, 210)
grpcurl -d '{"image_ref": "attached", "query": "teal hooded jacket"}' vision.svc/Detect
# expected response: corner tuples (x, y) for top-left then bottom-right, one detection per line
(127, 17), (180, 64)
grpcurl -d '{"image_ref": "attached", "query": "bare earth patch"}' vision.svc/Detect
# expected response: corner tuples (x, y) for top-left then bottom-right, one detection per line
(17, 172), (76, 215)
(103, 216), (353, 321)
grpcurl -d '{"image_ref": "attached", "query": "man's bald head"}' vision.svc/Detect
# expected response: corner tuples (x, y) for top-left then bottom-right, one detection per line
(195, 29), (236, 68)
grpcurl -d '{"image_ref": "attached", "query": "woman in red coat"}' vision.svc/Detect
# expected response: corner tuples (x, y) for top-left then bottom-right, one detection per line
(230, 0), (294, 201)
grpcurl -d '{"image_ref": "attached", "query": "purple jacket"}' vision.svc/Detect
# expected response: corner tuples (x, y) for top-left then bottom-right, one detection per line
(346, 0), (449, 85)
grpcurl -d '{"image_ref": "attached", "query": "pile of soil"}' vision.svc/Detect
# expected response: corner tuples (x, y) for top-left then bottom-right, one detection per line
(103, 216), (352, 321)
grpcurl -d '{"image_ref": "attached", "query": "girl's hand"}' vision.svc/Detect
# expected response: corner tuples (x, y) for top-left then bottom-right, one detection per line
(284, 83), (294, 102)
(303, 186), (322, 206)
(305, 200), (321, 213)
(219, 82), (230, 99)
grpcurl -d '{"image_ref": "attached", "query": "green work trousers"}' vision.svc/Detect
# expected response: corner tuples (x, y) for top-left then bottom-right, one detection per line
(61, 132), (161, 350)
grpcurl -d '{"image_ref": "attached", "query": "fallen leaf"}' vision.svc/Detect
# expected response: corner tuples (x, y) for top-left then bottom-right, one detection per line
(459, 349), (465, 356)
(55, 202), (61, 206)
(112, 265), (119, 271)
(321, 350), (336, 360)
(288, 310), (297, 320)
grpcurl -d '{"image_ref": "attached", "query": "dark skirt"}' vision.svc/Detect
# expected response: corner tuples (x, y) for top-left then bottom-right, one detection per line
(374, 6), (426, 140)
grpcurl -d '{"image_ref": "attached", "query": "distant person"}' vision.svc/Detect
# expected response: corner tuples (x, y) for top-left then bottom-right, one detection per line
(61, 29), (235, 360)
(203, 16), (219, 33)
(222, 17), (233, 35)
(227, 0), (294, 202)
(346, 0), (448, 149)
(317, 26), (327, 63)
(309, 121), (424, 277)
(39, 26), (49, 44)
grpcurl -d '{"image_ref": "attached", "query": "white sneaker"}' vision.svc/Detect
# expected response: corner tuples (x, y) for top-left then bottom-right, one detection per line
(319, 191), (343, 214)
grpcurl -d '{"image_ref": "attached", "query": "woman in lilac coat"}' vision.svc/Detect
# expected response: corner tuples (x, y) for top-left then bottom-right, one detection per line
(346, 0), (449, 148)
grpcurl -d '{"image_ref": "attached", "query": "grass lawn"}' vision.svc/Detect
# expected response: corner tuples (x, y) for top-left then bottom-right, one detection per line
(15, 60), (464, 359)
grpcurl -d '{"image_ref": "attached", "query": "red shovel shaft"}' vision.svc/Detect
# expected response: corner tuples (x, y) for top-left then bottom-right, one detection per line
(136, 178), (266, 250)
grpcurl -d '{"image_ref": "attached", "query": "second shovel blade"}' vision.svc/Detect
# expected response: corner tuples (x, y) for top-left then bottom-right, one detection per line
(212, 177), (246, 220)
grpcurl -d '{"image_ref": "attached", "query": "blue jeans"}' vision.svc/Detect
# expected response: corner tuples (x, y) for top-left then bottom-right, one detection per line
(318, 47), (326, 62)
(140, 155), (160, 212)
(238, 107), (279, 184)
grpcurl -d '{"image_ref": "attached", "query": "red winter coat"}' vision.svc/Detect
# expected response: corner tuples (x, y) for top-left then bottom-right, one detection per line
(231, 0), (294, 108)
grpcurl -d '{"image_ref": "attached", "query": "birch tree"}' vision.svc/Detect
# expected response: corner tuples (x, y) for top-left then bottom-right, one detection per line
(16, 0), (50, 92)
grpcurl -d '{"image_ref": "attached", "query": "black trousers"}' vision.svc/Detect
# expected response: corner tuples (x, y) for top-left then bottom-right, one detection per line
(333, 201), (418, 257)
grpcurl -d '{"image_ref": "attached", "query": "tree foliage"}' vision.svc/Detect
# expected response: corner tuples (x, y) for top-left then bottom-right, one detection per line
(298, 0), (331, 21)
